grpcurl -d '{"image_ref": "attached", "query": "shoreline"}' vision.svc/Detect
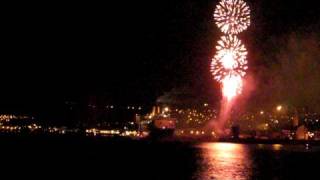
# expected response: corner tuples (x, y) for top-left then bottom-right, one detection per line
(0, 132), (319, 146)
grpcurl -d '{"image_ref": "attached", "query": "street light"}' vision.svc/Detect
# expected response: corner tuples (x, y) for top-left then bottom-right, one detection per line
(277, 105), (282, 112)
(164, 107), (169, 112)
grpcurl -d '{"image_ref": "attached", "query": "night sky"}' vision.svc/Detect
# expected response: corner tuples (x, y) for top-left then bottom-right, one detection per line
(0, 0), (319, 114)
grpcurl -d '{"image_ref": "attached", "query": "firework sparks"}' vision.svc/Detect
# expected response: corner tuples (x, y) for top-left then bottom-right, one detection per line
(210, 0), (251, 134)
(222, 73), (243, 100)
(211, 35), (248, 82)
(214, 0), (251, 35)
(211, 0), (250, 101)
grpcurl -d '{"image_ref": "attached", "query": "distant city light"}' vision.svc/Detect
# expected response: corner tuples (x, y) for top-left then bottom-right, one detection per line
(277, 105), (283, 111)
(272, 144), (283, 151)
(164, 107), (169, 112)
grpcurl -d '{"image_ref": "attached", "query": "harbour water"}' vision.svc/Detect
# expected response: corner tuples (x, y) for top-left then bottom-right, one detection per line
(0, 136), (319, 179)
(193, 143), (320, 180)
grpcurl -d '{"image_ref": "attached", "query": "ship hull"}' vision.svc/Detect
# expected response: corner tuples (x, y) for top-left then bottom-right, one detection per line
(149, 128), (174, 138)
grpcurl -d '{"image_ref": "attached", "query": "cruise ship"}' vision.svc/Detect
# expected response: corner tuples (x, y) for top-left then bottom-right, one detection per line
(149, 116), (176, 138)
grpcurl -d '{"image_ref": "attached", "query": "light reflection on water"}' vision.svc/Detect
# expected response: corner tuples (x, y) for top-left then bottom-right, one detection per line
(194, 142), (320, 180)
(195, 143), (252, 180)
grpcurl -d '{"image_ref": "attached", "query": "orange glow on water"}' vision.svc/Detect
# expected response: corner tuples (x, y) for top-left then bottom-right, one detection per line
(272, 144), (283, 151)
(208, 143), (241, 158)
(198, 143), (252, 179)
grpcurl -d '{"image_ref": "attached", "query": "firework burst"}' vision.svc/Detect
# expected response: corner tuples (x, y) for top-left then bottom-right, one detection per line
(211, 35), (248, 82)
(214, 0), (250, 35)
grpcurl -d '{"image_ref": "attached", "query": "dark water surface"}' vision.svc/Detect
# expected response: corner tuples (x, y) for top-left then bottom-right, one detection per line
(0, 136), (319, 179)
